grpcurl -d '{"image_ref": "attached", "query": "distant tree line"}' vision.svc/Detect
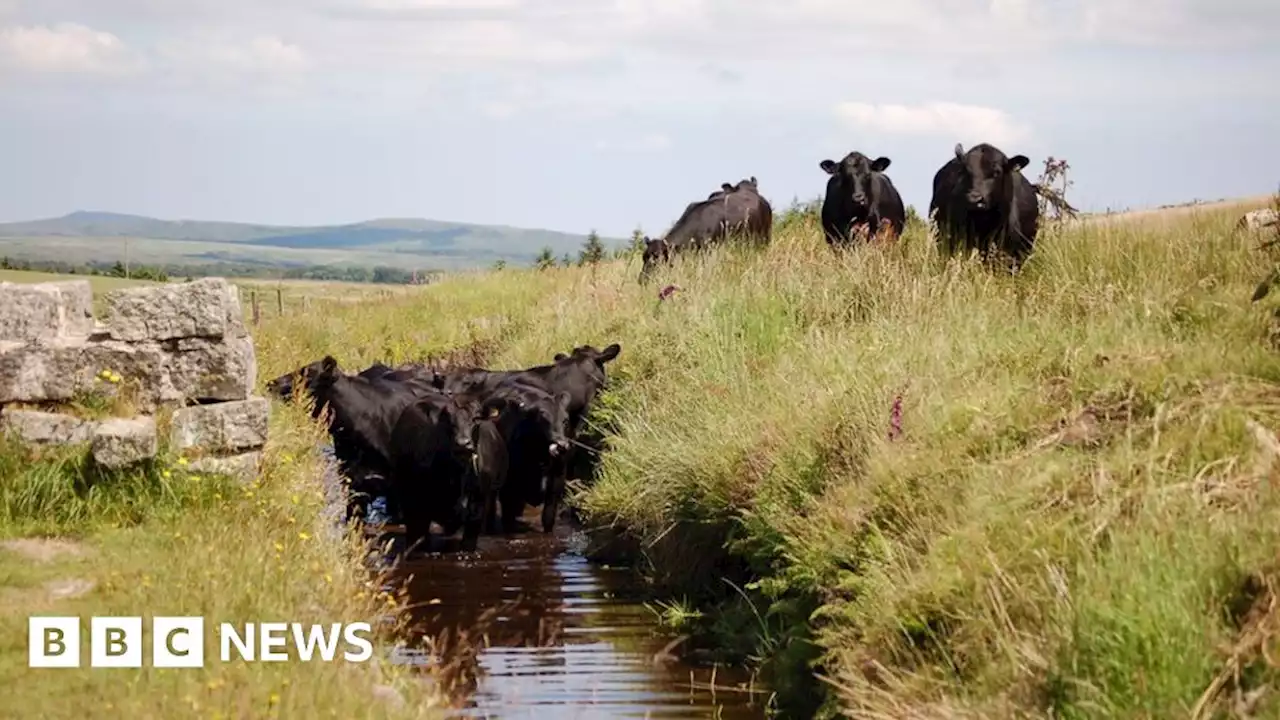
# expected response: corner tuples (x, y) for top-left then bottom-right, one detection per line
(0, 257), (446, 285)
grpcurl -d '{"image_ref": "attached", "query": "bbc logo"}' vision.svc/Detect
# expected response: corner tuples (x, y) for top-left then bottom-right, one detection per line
(29, 616), (203, 668)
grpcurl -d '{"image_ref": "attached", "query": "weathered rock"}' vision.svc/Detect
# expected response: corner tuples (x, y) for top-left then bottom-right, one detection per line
(0, 333), (258, 408)
(188, 451), (262, 483)
(91, 417), (157, 469)
(170, 397), (269, 454)
(223, 283), (248, 338)
(1240, 209), (1279, 231)
(0, 337), (169, 407)
(0, 280), (94, 342)
(101, 277), (243, 342)
(163, 335), (257, 403)
(0, 410), (96, 445)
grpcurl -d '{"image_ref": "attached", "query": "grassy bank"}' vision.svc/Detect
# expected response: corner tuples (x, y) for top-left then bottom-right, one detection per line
(0, 383), (445, 717)
(249, 196), (1280, 718)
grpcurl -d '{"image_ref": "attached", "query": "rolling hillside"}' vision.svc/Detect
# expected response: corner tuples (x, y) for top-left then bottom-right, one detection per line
(0, 210), (622, 273)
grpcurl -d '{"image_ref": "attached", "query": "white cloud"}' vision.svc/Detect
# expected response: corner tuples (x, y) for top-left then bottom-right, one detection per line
(834, 101), (1032, 149)
(159, 35), (309, 75)
(0, 22), (139, 74)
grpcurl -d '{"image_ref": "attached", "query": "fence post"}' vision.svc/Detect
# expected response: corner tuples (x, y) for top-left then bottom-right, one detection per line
(276, 288), (283, 315)
(251, 291), (261, 325)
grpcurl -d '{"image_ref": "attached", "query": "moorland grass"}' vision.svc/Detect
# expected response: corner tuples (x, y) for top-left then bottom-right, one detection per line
(242, 197), (1280, 718)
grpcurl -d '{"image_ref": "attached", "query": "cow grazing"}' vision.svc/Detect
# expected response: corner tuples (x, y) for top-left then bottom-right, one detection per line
(929, 142), (1040, 270)
(640, 180), (773, 281)
(819, 152), (906, 246)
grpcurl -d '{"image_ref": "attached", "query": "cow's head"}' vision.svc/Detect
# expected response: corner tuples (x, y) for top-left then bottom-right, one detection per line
(265, 358), (329, 402)
(553, 343), (621, 367)
(639, 236), (669, 282)
(303, 355), (345, 418)
(954, 142), (1028, 210)
(820, 152), (890, 212)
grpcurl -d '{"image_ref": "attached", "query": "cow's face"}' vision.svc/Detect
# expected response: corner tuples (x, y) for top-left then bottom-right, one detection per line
(265, 358), (327, 402)
(954, 143), (1028, 210)
(821, 153), (889, 212)
(546, 391), (573, 457)
(639, 237), (669, 281)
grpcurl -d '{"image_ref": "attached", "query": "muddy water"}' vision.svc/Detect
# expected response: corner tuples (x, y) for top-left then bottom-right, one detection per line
(375, 510), (770, 719)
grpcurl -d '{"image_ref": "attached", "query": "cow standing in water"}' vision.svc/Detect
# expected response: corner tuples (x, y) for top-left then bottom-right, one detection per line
(818, 152), (906, 247)
(640, 178), (773, 281)
(929, 142), (1041, 270)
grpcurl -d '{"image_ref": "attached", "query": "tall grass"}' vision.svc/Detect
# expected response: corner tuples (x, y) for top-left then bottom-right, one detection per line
(0, 389), (446, 718)
(247, 196), (1280, 719)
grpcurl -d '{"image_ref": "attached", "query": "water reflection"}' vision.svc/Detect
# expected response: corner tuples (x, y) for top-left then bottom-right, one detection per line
(375, 511), (769, 720)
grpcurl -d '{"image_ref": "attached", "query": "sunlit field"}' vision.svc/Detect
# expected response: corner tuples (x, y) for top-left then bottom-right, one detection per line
(248, 195), (1280, 718)
(4, 193), (1280, 718)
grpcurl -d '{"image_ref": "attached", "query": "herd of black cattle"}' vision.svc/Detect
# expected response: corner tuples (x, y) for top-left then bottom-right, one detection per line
(640, 140), (1052, 280)
(267, 140), (1052, 554)
(266, 344), (622, 553)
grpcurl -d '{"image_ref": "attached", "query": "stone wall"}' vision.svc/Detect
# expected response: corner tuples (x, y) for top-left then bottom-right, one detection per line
(0, 277), (267, 480)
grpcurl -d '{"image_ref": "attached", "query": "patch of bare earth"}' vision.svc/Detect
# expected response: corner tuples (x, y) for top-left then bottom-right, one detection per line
(0, 538), (89, 563)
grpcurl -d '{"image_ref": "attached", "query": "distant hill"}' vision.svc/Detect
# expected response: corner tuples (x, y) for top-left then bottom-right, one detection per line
(0, 210), (622, 273)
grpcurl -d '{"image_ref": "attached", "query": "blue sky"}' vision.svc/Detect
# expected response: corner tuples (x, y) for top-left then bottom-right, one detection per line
(0, 0), (1277, 238)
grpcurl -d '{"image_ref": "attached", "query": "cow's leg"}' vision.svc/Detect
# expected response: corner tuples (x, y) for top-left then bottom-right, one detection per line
(499, 484), (523, 533)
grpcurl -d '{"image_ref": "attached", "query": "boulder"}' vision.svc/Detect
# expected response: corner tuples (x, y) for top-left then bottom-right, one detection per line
(0, 280), (94, 342)
(188, 451), (262, 484)
(170, 398), (269, 454)
(91, 417), (157, 469)
(101, 278), (244, 342)
(0, 338), (169, 407)
(0, 410), (96, 445)
(162, 335), (257, 403)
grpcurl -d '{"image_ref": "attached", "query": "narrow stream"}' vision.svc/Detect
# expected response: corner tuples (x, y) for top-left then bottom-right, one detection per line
(371, 507), (770, 719)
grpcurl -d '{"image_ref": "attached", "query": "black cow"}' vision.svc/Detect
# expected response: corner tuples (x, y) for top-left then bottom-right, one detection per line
(929, 142), (1040, 270)
(819, 152), (905, 246)
(640, 180), (773, 281)
(434, 343), (621, 532)
(480, 382), (572, 535)
(272, 356), (495, 549)
(266, 359), (433, 525)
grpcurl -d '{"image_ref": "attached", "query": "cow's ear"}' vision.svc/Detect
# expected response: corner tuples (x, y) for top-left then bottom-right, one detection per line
(1007, 155), (1029, 172)
(721, 182), (734, 192)
(321, 356), (338, 374)
(871, 156), (891, 172)
(599, 343), (621, 363)
(819, 159), (838, 174)
(750, 176), (757, 184)
(954, 143), (965, 160)
(554, 352), (568, 362)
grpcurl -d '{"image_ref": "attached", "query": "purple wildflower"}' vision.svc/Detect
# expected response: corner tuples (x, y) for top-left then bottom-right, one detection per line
(888, 394), (904, 441)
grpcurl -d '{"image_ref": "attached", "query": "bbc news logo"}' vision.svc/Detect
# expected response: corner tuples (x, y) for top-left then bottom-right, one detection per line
(29, 617), (373, 668)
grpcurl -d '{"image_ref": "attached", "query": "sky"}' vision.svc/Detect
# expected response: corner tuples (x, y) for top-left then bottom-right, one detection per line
(0, 0), (1277, 239)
